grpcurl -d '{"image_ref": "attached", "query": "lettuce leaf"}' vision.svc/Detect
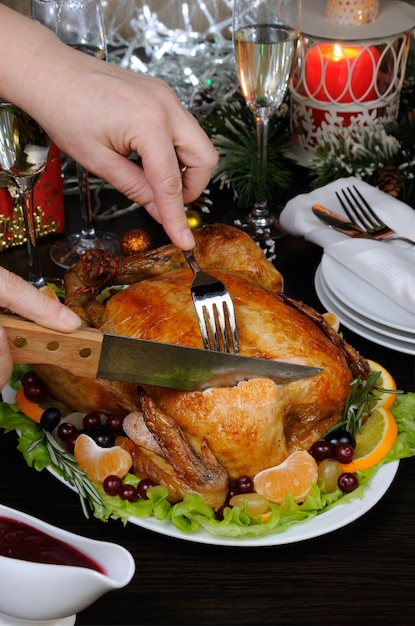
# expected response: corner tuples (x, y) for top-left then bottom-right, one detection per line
(0, 401), (50, 471)
(1, 379), (414, 540)
(384, 392), (415, 462)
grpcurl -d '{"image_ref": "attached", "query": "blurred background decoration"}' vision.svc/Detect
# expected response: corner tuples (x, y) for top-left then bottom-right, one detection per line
(2, 0), (415, 214)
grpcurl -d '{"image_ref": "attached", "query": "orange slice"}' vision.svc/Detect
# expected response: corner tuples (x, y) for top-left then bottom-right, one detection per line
(340, 407), (398, 473)
(15, 386), (43, 423)
(74, 433), (133, 484)
(253, 451), (318, 504)
(15, 387), (69, 424)
(367, 359), (397, 411)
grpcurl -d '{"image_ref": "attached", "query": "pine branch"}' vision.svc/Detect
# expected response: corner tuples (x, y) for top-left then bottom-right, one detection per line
(200, 93), (294, 208)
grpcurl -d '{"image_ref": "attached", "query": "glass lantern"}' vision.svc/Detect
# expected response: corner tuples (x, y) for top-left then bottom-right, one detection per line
(289, 0), (415, 163)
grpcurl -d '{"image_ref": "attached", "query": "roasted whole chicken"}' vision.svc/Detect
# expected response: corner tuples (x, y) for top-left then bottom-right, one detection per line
(35, 224), (369, 509)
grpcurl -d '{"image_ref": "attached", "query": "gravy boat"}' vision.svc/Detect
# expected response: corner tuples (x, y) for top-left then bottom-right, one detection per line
(0, 504), (135, 625)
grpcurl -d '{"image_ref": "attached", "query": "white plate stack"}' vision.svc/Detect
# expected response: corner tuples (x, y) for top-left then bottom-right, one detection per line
(315, 254), (415, 354)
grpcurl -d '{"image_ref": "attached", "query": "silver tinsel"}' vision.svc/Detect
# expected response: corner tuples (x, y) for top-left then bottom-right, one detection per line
(102, 0), (238, 114)
(72, 0), (238, 222)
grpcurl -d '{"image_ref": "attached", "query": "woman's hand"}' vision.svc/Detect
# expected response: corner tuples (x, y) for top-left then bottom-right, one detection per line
(0, 6), (218, 250)
(0, 268), (81, 389)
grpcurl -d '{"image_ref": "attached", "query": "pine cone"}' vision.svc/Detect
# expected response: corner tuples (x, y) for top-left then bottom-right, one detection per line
(376, 166), (404, 198)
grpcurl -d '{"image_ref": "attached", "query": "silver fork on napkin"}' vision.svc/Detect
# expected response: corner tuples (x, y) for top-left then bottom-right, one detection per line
(335, 186), (415, 246)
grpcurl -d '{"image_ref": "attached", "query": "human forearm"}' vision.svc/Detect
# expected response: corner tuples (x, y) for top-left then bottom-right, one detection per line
(0, 5), (218, 249)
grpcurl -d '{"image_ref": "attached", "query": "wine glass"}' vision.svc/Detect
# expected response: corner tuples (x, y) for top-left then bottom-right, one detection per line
(32, 0), (120, 269)
(0, 101), (52, 288)
(232, 0), (300, 241)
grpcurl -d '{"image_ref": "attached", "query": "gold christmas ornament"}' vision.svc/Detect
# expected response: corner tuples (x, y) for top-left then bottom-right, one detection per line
(186, 209), (203, 230)
(120, 229), (152, 256)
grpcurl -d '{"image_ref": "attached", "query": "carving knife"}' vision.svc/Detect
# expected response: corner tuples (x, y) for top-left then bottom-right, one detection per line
(0, 314), (322, 391)
(312, 204), (371, 238)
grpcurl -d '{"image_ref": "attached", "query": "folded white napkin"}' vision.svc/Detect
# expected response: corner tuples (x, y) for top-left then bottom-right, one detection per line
(279, 177), (415, 315)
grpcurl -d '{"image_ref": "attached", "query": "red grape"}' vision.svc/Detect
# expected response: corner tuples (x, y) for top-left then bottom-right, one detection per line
(335, 443), (354, 464)
(234, 475), (254, 494)
(21, 371), (42, 388)
(83, 413), (101, 430)
(103, 475), (123, 497)
(215, 505), (226, 521)
(137, 478), (157, 499)
(309, 439), (335, 461)
(57, 422), (77, 441)
(66, 432), (80, 455)
(338, 472), (359, 493)
(226, 486), (239, 503)
(23, 382), (46, 403)
(119, 484), (138, 502)
(105, 414), (124, 432)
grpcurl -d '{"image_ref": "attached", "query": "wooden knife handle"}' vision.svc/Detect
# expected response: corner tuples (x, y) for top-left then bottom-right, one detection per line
(0, 314), (104, 379)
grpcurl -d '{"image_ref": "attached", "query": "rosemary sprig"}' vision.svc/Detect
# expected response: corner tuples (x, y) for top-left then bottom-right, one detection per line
(333, 371), (402, 438)
(43, 431), (103, 518)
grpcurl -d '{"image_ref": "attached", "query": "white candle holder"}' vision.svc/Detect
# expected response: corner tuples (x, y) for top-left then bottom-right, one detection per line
(289, 0), (415, 163)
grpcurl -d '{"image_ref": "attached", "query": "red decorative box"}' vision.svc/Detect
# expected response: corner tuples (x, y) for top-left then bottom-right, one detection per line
(0, 143), (65, 251)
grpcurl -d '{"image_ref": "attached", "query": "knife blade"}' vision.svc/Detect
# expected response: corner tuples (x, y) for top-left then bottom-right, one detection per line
(0, 314), (322, 391)
(312, 204), (371, 238)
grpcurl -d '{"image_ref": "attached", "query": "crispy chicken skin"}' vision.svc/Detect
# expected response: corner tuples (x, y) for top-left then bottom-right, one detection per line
(99, 269), (354, 474)
(34, 224), (369, 509)
(64, 223), (283, 327)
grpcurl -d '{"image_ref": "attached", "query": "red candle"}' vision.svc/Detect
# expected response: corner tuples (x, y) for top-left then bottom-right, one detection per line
(305, 43), (380, 103)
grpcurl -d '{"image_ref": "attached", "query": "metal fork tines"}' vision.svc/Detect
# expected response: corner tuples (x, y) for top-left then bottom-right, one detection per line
(335, 185), (415, 246)
(183, 250), (239, 353)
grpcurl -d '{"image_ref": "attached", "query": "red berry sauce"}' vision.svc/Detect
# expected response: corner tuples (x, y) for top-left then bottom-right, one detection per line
(0, 517), (105, 573)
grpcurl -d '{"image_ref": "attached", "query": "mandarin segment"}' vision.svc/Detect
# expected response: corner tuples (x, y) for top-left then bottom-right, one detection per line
(74, 433), (133, 484)
(253, 450), (318, 504)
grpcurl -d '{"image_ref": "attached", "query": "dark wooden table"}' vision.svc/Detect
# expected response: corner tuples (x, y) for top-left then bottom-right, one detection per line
(1, 187), (415, 626)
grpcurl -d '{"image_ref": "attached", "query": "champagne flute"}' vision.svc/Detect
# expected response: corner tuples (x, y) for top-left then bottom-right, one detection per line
(0, 101), (51, 288)
(232, 0), (300, 240)
(34, 0), (120, 269)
